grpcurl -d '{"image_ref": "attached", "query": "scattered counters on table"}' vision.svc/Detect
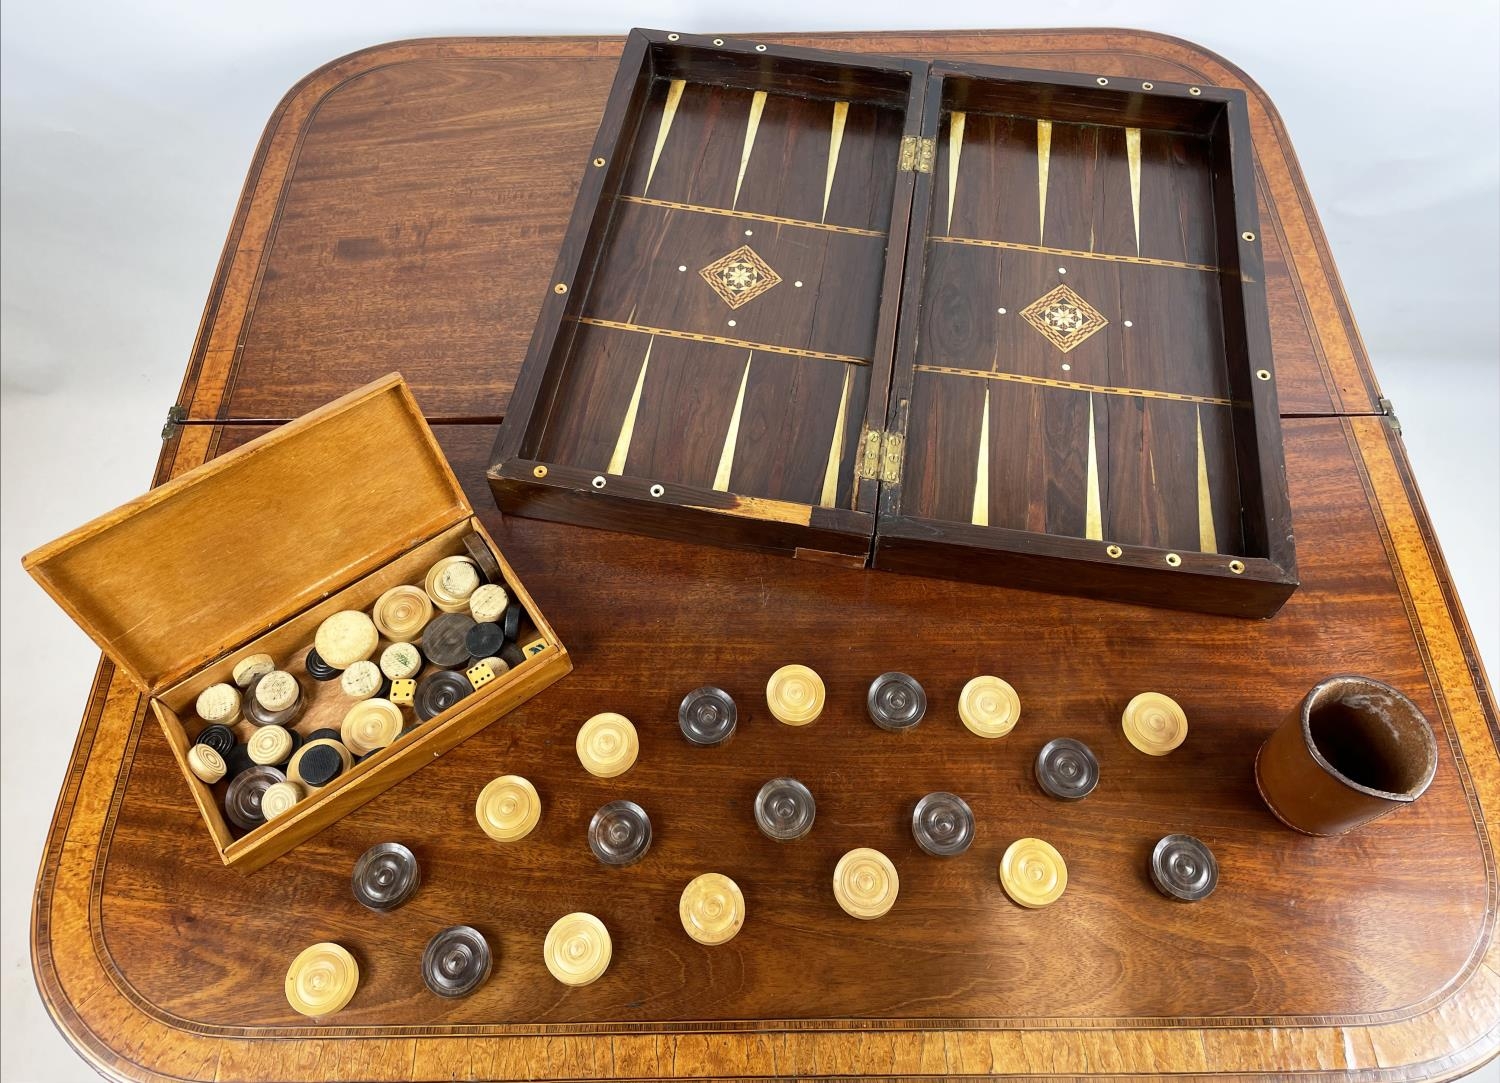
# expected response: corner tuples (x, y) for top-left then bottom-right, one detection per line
(588, 800), (652, 866)
(475, 775), (541, 842)
(766, 664), (825, 726)
(911, 791), (975, 856)
(1122, 692), (1189, 755)
(833, 847), (899, 919)
(678, 686), (737, 746)
(958, 675), (1021, 737)
(422, 925), (492, 998)
(1034, 737), (1100, 801)
(866, 671), (926, 731)
(543, 912), (612, 987)
(576, 713), (639, 778)
(351, 841), (422, 911)
(999, 837), (1068, 908)
(679, 873), (745, 945)
(753, 777), (816, 841)
(284, 942), (359, 1017)
(1150, 833), (1218, 901)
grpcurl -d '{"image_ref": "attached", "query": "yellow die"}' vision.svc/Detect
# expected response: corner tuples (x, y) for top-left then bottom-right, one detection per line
(389, 678), (416, 706)
(522, 637), (547, 658)
(466, 661), (496, 690)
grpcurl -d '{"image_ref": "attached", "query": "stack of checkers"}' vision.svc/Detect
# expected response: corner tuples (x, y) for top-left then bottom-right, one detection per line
(184, 534), (550, 838)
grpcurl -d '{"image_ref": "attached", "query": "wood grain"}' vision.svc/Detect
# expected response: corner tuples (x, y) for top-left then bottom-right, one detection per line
(34, 28), (1499, 1083)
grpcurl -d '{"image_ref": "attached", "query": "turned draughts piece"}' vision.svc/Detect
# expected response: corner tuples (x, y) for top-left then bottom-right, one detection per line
(289, 738), (352, 789)
(425, 555), (480, 613)
(911, 791), (976, 857)
(315, 610), (379, 669)
(422, 612), (477, 669)
(463, 532), (502, 583)
(501, 602), (523, 643)
(1000, 837), (1068, 908)
(679, 873), (745, 945)
(224, 765), (285, 831)
(342, 698), (403, 756)
(469, 583), (509, 624)
(766, 665), (825, 726)
(187, 744), (226, 784)
(422, 925), (492, 998)
(1122, 692), (1189, 756)
(1035, 737), (1099, 801)
(340, 659), (383, 701)
(232, 653), (275, 689)
(195, 683), (240, 725)
(833, 847), (899, 919)
(305, 647), (340, 682)
(351, 842), (421, 911)
(867, 672), (926, 731)
(466, 621), (505, 661)
(261, 780), (304, 821)
(414, 670), (472, 721)
(678, 686), (737, 746)
(372, 584), (433, 642)
(248, 725), (295, 766)
(588, 800), (652, 865)
(958, 675), (1021, 738)
(543, 912), (611, 987)
(194, 723), (235, 757)
(255, 670), (301, 713)
(389, 677), (416, 707)
(1150, 833), (1218, 902)
(475, 775), (541, 842)
(754, 777), (816, 841)
(576, 713), (639, 778)
(379, 642), (422, 681)
(284, 942), (359, 1017)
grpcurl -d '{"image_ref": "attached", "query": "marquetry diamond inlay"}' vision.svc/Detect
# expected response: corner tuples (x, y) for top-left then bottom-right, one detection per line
(1020, 283), (1109, 353)
(699, 245), (781, 309)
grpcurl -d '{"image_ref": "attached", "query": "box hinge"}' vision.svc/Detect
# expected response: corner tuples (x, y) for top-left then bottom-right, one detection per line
(161, 404), (187, 440)
(899, 136), (935, 174)
(855, 429), (905, 484)
(1377, 396), (1402, 435)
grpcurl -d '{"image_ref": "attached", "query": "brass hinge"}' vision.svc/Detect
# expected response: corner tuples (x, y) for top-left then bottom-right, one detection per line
(899, 136), (935, 174)
(1377, 396), (1402, 436)
(161, 404), (187, 440)
(855, 428), (905, 484)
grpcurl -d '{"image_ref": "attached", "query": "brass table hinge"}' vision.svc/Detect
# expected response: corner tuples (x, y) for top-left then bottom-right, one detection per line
(899, 136), (935, 174)
(856, 429), (906, 484)
(161, 404), (187, 440)
(1377, 396), (1402, 436)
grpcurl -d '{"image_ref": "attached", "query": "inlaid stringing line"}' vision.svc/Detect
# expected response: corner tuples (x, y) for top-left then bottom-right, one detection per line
(714, 354), (752, 491)
(607, 337), (652, 475)
(947, 111), (965, 234)
(619, 196), (884, 238)
(1036, 119), (1052, 244)
(1125, 127), (1142, 255)
(971, 386), (990, 526)
(931, 235), (1217, 272)
(822, 101), (848, 224)
(1085, 394), (1103, 540)
(578, 317), (869, 366)
(1196, 405), (1218, 553)
(643, 78), (685, 197)
(733, 90), (768, 210)
(819, 367), (852, 507)
(913, 364), (1234, 407)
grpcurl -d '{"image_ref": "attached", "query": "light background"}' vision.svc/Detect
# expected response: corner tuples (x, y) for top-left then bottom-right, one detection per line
(2, 1), (1496, 1079)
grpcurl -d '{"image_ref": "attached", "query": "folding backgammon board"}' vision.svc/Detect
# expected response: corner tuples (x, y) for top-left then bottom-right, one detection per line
(490, 31), (1296, 617)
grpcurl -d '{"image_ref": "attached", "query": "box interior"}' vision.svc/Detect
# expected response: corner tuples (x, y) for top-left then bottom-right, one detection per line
(895, 73), (1262, 559)
(519, 42), (919, 512)
(156, 519), (549, 857)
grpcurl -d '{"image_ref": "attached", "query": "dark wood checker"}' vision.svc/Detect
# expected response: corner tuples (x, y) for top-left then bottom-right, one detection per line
(35, 30), (1499, 1083)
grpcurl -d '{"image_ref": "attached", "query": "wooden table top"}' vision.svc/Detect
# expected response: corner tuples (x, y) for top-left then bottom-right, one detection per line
(33, 30), (1500, 1083)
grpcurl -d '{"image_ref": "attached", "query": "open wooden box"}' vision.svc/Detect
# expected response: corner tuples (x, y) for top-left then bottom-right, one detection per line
(489, 30), (1296, 617)
(25, 375), (570, 871)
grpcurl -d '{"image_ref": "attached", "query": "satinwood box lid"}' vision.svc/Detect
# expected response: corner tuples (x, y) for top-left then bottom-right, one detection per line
(24, 374), (470, 693)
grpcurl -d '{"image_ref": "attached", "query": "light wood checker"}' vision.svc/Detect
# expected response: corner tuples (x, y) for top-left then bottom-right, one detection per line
(32, 30), (1499, 1083)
